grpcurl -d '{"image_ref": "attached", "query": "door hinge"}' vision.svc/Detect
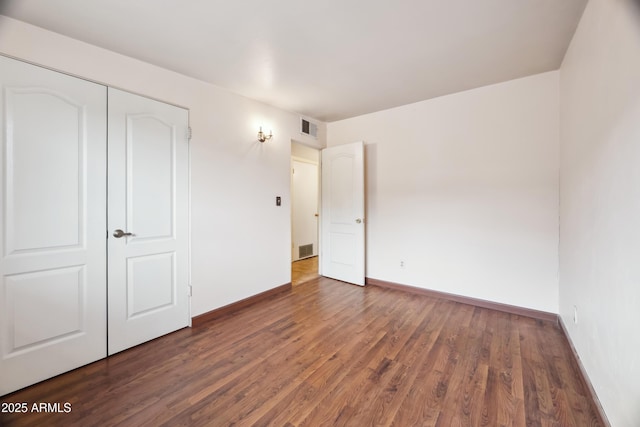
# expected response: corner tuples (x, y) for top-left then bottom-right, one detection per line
(188, 285), (193, 297)
(187, 126), (192, 141)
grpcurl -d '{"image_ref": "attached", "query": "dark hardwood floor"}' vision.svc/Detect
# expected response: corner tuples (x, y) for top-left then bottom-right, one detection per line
(0, 277), (603, 426)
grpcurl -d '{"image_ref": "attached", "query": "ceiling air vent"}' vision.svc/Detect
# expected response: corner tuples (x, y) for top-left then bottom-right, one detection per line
(301, 118), (318, 138)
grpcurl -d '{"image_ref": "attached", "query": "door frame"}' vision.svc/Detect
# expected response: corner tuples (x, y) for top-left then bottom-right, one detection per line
(290, 141), (365, 283)
(291, 155), (320, 262)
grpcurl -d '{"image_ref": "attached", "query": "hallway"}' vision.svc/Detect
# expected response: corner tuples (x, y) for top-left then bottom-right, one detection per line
(291, 256), (318, 285)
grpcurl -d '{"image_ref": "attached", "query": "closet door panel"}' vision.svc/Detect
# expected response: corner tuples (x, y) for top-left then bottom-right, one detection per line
(107, 88), (189, 355)
(0, 56), (107, 396)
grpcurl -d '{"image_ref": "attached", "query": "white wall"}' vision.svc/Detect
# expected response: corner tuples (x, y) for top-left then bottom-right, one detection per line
(291, 160), (319, 260)
(291, 142), (320, 261)
(328, 72), (560, 313)
(0, 16), (326, 317)
(559, 0), (640, 425)
(292, 140), (320, 163)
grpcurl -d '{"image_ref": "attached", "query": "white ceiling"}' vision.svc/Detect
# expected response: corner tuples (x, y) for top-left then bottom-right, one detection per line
(0, 0), (588, 122)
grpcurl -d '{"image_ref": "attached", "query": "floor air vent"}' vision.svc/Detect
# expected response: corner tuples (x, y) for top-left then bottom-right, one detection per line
(299, 244), (313, 259)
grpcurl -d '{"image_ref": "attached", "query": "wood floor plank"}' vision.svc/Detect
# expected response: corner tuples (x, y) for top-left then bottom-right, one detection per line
(373, 301), (455, 426)
(433, 321), (486, 427)
(388, 309), (460, 425)
(0, 277), (605, 427)
(291, 256), (318, 286)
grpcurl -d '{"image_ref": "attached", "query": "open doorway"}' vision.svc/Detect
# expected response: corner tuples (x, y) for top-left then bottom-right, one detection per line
(291, 141), (320, 285)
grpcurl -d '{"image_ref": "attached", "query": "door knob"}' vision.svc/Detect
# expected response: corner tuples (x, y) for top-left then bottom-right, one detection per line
(113, 229), (134, 238)
(355, 218), (362, 224)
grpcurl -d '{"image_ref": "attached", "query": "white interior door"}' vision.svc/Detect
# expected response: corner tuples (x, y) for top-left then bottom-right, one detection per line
(0, 56), (107, 395)
(320, 141), (365, 286)
(107, 88), (189, 355)
(292, 159), (318, 261)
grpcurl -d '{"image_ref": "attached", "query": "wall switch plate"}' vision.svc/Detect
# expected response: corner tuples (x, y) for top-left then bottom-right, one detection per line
(276, 196), (281, 206)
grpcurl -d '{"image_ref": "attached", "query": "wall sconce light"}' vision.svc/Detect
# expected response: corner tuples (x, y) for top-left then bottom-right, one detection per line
(258, 126), (273, 143)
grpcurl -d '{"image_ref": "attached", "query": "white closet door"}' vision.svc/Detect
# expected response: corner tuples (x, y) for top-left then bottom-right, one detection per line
(107, 88), (190, 355)
(0, 56), (107, 395)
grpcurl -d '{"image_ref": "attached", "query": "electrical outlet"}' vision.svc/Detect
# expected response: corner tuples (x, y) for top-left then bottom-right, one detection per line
(573, 305), (578, 324)
(400, 261), (405, 268)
